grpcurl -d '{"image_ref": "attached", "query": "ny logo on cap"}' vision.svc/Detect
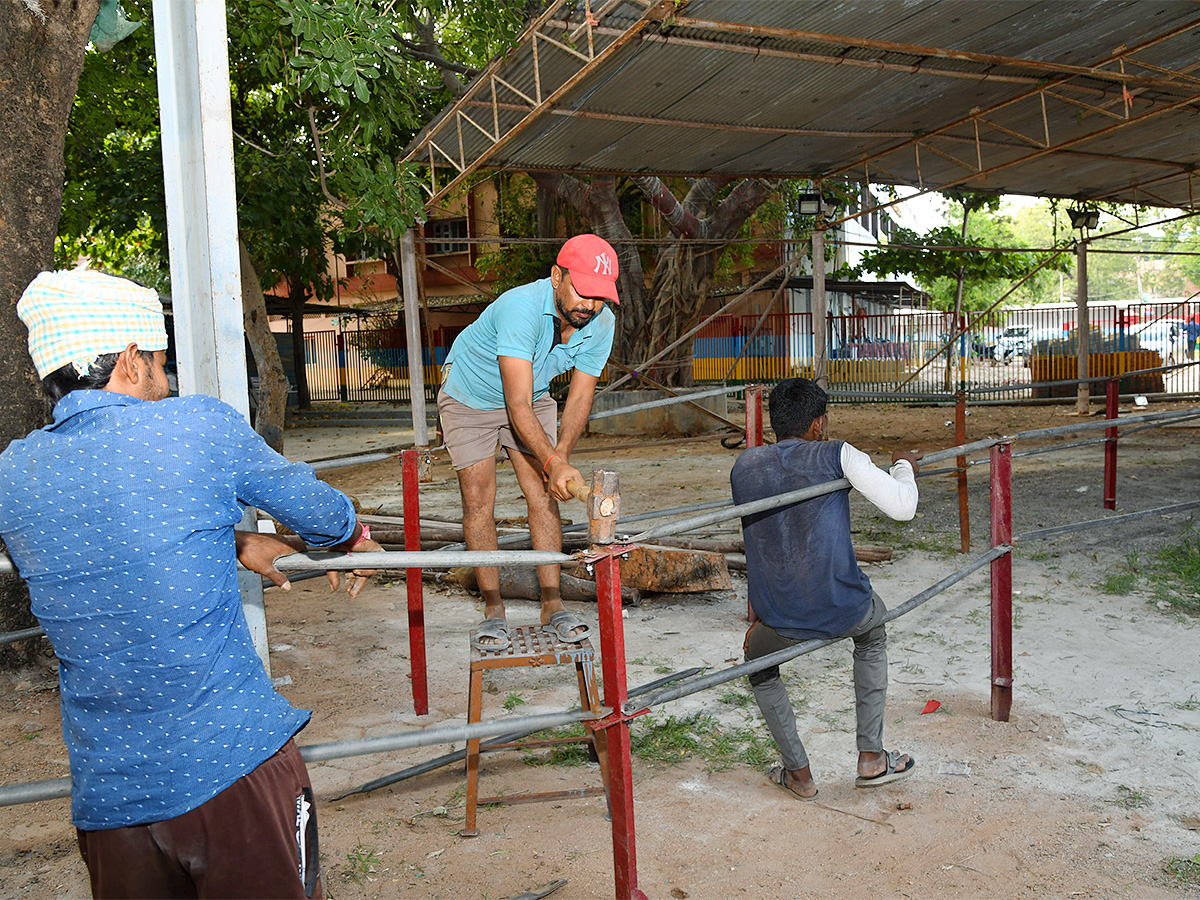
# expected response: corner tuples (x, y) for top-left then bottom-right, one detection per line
(594, 252), (613, 276)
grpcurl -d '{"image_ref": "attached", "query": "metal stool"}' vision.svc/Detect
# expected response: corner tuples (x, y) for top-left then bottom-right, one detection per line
(462, 624), (610, 837)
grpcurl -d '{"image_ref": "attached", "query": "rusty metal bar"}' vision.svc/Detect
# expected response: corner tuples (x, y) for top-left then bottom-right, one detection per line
(404, 3), (660, 207)
(745, 385), (764, 449)
(587, 467), (647, 900)
(402, 449), (429, 715)
(1104, 379), (1119, 511)
(990, 443), (1013, 723)
(664, 14), (1200, 89)
(605, 361), (745, 434)
(955, 391), (969, 553)
(624, 545), (1010, 715)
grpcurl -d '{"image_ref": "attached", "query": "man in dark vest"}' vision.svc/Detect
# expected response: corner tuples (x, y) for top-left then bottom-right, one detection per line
(731, 377), (920, 800)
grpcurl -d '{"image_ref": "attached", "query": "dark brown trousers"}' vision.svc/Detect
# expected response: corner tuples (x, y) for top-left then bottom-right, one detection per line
(77, 738), (322, 900)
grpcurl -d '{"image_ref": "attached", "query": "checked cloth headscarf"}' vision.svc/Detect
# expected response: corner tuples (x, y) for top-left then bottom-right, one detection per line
(18, 270), (168, 379)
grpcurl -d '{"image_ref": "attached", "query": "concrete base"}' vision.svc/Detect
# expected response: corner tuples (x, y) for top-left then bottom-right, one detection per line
(588, 389), (728, 436)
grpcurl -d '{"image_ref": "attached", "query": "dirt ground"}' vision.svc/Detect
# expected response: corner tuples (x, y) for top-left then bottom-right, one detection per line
(2, 399), (1199, 899)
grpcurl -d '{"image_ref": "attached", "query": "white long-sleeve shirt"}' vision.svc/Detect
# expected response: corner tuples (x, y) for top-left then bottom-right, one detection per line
(839, 442), (919, 521)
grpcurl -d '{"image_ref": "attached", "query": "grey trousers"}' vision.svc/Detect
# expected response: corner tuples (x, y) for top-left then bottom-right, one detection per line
(745, 593), (889, 771)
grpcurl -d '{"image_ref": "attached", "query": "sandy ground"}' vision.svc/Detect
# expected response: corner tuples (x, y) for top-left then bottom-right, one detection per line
(2, 399), (1199, 899)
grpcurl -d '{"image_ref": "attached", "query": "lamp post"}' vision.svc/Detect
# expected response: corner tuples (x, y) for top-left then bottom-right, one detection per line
(1068, 206), (1100, 416)
(798, 193), (830, 389)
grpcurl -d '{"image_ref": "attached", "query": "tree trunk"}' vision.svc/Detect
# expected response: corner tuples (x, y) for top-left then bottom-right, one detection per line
(288, 277), (311, 409)
(239, 241), (288, 453)
(0, 0), (101, 668)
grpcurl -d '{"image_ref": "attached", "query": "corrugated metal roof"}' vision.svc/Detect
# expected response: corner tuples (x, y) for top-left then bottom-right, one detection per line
(404, 0), (1200, 210)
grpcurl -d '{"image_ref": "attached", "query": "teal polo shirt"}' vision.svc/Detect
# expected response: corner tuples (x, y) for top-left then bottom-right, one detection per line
(442, 277), (615, 410)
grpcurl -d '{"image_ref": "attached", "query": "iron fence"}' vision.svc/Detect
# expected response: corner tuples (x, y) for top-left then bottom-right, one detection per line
(296, 302), (1200, 404)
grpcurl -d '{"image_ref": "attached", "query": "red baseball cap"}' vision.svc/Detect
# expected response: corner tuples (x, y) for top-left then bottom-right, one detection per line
(556, 234), (620, 305)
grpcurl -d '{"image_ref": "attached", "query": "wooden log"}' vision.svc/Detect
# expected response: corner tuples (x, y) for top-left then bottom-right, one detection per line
(443, 566), (641, 605)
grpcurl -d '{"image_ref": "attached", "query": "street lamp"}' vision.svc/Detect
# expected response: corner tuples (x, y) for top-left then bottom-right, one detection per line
(796, 193), (823, 218)
(1067, 206), (1100, 231)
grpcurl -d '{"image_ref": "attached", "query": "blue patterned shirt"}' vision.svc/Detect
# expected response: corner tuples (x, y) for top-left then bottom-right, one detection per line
(0, 390), (357, 830)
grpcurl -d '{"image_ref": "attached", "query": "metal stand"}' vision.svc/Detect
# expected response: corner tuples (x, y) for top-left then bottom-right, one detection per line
(461, 625), (610, 837)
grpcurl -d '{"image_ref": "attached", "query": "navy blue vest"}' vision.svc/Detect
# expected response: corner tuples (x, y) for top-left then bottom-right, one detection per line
(730, 439), (872, 639)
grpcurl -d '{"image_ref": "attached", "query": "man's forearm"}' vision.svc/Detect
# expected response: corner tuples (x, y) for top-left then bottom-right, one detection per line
(556, 393), (593, 456)
(506, 399), (557, 465)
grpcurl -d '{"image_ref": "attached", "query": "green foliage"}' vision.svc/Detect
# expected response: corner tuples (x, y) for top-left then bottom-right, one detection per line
(344, 843), (381, 883)
(473, 174), (556, 292)
(1112, 784), (1149, 809)
(502, 691), (525, 711)
(854, 191), (1071, 311)
(1163, 854), (1200, 886)
(1151, 526), (1200, 615)
(59, 0), (533, 299)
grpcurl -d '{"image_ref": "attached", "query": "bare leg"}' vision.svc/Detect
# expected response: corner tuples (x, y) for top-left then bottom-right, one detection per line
(508, 449), (585, 637)
(456, 457), (505, 643)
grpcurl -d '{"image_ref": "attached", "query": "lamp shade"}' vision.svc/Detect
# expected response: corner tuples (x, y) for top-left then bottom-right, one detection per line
(796, 193), (823, 217)
(1068, 206), (1100, 230)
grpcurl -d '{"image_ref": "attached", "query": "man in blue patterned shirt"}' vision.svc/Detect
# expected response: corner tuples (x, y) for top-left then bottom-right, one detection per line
(0, 270), (380, 899)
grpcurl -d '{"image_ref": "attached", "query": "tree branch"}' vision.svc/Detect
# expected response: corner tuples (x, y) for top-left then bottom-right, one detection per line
(634, 175), (705, 239)
(307, 105), (348, 211)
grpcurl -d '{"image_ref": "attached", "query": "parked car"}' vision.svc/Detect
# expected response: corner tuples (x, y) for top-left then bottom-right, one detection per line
(1131, 319), (1189, 366)
(993, 325), (1032, 364)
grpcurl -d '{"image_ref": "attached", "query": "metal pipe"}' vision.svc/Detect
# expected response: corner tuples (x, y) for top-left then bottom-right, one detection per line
(623, 545), (1009, 715)
(586, 384), (740, 421)
(0, 626), (45, 647)
(955, 391), (969, 552)
(630, 478), (852, 542)
(0, 707), (604, 808)
(333, 666), (705, 800)
(1104, 380), (1118, 510)
(402, 449), (428, 716)
(990, 444), (1014, 722)
(1015, 499), (1200, 543)
(272, 550), (576, 571)
(310, 452), (396, 472)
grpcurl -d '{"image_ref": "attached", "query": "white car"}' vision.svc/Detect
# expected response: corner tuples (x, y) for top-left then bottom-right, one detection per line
(1132, 319), (1189, 366)
(993, 325), (1032, 363)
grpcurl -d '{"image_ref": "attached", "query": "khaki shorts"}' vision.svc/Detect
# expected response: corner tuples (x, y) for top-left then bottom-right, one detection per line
(437, 385), (558, 470)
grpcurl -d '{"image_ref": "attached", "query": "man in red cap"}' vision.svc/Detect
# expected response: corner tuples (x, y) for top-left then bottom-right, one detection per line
(438, 234), (620, 650)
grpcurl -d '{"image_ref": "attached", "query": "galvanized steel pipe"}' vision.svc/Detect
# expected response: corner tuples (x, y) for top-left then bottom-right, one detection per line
(0, 708), (603, 808)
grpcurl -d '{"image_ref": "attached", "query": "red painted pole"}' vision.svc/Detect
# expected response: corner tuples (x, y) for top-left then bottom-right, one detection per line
(989, 443), (1013, 722)
(588, 465), (647, 900)
(594, 552), (647, 900)
(955, 391), (969, 553)
(1104, 378), (1118, 510)
(744, 384), (764, 448)
(401, 448), (428, 715)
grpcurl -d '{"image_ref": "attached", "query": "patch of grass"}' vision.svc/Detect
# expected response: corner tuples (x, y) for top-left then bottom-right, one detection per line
(654, 663), (673, 674)
(1149, 526), (1200, 616)
(1100, 552), (1141, 595)
(503, 691), (526, 711)
(630, 713), (774, 773)
(522, 724), (592, 767)
(1164, 854), (1200, 886)
(1112, 784), (1150, 810)
(345, 843), (381, 884)
(718, 687), (755, 708)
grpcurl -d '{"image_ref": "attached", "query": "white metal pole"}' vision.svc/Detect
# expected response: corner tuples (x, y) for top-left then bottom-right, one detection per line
(812, 226), (828, 390)
(153, 0), (268, 670)
(401, 229), (429, 446)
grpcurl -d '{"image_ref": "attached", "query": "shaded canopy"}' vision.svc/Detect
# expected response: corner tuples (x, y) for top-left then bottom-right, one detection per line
(403, 0), (1200, 215)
